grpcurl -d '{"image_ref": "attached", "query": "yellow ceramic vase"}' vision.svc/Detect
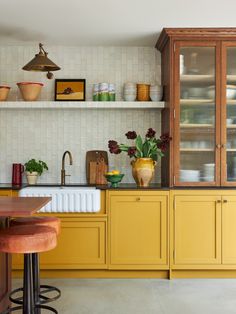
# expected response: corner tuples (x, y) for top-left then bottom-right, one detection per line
(131, 158), (157, 187)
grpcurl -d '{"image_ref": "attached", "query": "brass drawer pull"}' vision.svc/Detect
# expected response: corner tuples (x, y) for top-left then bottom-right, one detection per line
(223, 199), (228, 203)
(136, 197), (141, 201)
(216, 200), (221, 203)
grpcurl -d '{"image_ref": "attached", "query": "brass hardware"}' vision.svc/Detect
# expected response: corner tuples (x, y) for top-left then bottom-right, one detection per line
(61, 151), (73, 185)
(22, 43), (61, 79)
(136, 197), (141, 201)
(223, 199), (228, 203)
(216, 200), (221, 203)
(216, 144), (221, 149)
(222, 144), (226, 149)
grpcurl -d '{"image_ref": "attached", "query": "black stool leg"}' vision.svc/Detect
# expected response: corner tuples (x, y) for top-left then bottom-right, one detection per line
(23, 253), (34, 314)
(33, 253), (41, 314)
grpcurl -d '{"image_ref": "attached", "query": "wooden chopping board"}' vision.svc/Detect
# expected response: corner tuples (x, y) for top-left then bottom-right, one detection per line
(86, 150), (108, 184)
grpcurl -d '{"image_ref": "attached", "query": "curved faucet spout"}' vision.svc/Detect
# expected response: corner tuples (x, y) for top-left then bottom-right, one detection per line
(61, 151), (73, 185)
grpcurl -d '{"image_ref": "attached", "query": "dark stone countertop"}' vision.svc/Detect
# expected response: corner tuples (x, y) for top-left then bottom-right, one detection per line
(1, 183), (236, 191)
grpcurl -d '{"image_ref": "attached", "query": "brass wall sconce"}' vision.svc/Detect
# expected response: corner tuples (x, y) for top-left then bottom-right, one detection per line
(22, 43), (61, 79)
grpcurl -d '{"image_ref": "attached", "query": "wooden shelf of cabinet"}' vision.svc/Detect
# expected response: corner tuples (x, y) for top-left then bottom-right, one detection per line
(0, 101), (165, 110)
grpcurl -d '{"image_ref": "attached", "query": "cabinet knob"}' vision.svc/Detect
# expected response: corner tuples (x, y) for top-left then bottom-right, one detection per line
(223, 199), (228, 203)
(216, 144), (221, 149)
(216, 200), (221, 203)
(222, 144), (226, 149)
(136, 197), (141, 201)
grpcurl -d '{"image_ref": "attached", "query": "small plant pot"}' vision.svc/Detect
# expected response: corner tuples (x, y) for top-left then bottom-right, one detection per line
(26, 171), (38, 185)
(17, 82), (43, 101)
(0, 85), (11, 101)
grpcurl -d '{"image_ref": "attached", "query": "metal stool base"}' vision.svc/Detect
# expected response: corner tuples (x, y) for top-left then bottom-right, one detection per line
(4, 304), (58, 313)
(9, 284), (61, 305)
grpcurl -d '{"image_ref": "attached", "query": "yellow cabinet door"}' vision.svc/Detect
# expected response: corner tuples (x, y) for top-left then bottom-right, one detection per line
(109, 193), (168, 269)
(13, 218), (106, 269)
(0, 190), (12, 197)
(222, 196), (236, 264)
(174, 195), (221, 265)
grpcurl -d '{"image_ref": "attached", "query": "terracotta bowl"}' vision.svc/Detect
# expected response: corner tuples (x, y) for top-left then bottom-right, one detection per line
(0, 85), (11, 101)
(17, 82), (44, 101)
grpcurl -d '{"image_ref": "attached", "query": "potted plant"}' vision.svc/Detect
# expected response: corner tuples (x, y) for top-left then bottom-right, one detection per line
(24, 159), (48, 185)
(108, 128), (171, 187)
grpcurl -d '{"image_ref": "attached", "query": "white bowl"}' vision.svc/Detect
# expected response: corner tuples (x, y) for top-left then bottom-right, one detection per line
(124, 95), (136, 101)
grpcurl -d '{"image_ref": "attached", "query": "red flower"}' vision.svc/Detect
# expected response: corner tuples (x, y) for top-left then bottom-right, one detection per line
(108, 140), (121, 154)
(127, 147), (136, 158)
(146, 128), (156, 138)
(125, 131), (137, 140)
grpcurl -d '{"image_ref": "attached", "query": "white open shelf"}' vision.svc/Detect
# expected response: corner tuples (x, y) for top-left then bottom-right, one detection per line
(0, 101), (165, 110)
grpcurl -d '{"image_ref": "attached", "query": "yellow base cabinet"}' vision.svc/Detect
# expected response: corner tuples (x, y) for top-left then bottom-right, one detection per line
(108, 191), (168, 270)
(171, 190), (236, 271)
(222, 196), (236, 264)
(0, 190), (14, 197)
(13, 216), (107, 270)
(173, 195), (221, 266)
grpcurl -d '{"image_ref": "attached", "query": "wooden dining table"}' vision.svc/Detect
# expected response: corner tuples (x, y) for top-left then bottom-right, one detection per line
(0, 196), (51, 313)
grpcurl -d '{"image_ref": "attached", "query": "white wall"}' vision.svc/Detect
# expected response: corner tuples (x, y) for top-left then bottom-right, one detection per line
(0, 45), (162, 184)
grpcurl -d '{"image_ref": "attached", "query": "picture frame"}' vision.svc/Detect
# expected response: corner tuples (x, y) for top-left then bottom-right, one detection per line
(55, 79), (86, 101)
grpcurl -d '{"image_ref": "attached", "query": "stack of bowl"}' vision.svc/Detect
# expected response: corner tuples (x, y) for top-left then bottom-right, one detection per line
(137, 84), (150, 101)
(98, 82), (109, 101)
(123, 82), (137, 101)
(150, 85), (163, 101)
(180, 55), (185, 75)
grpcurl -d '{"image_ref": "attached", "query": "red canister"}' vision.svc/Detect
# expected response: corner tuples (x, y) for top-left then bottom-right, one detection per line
(12, 163), (24, 186)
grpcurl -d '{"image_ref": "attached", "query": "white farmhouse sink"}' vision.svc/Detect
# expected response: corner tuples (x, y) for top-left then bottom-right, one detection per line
(19, 186), (101, 213)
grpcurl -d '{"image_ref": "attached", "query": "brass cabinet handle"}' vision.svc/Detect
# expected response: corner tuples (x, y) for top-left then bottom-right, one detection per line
(136, 197), (141, 201)
(222, 144), (226, 149)
(216, 144), (221, 149)
(223, 199), (228, 203)
(216, 200), (221, 203)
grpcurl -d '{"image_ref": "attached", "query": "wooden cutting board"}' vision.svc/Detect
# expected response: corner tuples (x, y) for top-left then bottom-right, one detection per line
(86, 150), (108, 184)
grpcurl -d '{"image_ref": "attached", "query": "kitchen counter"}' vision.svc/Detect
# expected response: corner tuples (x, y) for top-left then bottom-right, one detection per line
(1, 183), (236, 191)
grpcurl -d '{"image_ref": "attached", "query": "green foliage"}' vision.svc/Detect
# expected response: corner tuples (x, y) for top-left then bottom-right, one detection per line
(25, 159), (48, 176)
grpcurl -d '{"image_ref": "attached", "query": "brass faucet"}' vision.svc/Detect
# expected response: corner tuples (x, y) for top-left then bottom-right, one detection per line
(61, 151), (73, 185)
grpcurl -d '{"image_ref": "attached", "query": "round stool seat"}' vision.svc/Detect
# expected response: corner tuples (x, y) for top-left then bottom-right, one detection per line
(11, 216), (61, 235)
(0, 225), (57, 254)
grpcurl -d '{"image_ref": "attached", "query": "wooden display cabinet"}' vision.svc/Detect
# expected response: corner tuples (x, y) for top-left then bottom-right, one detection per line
(156, 28), (236, 186)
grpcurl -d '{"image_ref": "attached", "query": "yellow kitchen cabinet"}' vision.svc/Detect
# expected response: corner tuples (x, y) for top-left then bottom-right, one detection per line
(13, 217), (107, 269)
(222, 196), (236, 264)
(108, 191), (168, 269)
(173, 195), (221, 266)
(0, 190), (13, 197)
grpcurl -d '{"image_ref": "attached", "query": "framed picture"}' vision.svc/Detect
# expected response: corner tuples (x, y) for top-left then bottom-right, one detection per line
(55, 79), (86, 101)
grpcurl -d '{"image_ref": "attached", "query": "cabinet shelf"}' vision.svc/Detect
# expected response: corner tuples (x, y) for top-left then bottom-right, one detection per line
(180, 123), (214, 128)
(227, 75), (236, 84)
(180, 75), (214, 84)
(180, 148), (214, 152)
(0, 101), (165, 110)
(180, 99), (214, 105)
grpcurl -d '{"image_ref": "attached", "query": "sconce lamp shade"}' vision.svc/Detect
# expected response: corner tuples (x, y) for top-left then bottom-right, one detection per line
(22, 43), (60, 78)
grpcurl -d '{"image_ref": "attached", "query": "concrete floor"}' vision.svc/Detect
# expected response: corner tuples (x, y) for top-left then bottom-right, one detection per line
(13, 278), (236, 314)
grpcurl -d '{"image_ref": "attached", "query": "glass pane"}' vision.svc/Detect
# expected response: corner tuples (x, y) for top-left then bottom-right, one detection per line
(179, 47), (216, 183)
(226, 47), (236, 181)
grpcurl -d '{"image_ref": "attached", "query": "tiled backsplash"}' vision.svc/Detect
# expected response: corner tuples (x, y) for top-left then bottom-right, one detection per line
(0, 44), (161, 183)
(0, 45), (161, 101)
(0, 108), (161, 183)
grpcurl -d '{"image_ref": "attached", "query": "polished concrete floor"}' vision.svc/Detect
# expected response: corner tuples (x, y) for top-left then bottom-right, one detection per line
(13, 278), (236, 314)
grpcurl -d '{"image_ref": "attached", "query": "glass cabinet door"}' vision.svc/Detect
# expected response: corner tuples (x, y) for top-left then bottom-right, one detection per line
(175, 43), (219, 185)
(223, 45), (236, 184)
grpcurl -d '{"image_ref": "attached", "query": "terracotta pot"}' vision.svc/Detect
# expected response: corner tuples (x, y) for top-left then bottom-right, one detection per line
(17, 82), (43, 101)
(0, 85), (10, 101)
(26, 171), (38, 185)
(131, 158), (157, 187)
